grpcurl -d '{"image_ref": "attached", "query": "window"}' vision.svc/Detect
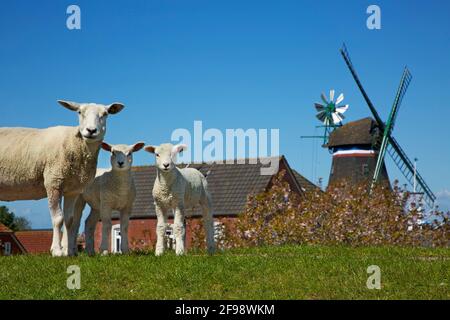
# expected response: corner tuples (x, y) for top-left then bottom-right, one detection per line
(111, 225), (121, 253)
(165, 224), (175, 250)
(214, 221), (224, 241)
(164, 222), (188, 250)
(4, 242), (11, 256)
(362, 164), (369, 176)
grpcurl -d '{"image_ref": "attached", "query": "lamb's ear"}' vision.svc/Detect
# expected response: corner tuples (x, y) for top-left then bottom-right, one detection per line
(131, 142), (145, 153)
(58, 100), (80, 112)
(144, 145), (156, 154)
(106, 103), (125, 115)
(101, 142), (113, 152)
(172, 144), (188, 154)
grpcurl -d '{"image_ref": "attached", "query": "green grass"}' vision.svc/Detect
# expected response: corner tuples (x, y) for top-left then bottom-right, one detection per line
(0, 245), (449, 299)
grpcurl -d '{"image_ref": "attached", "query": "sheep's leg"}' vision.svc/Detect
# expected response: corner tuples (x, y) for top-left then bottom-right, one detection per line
(70, 196), (86, 255)
(99, 206), (113, 255)
(62, 194), (79, 257)
(85, 208), (99, 256)
(120, 207), (131, 254)
(47, 188), (64, 257)
(202, 200), (216, 255)
(155, 204), (168, 256)
(174, 206), (186, 256)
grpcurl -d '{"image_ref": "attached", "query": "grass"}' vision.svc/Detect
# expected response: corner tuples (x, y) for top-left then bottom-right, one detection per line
(0, 245), (449, 300)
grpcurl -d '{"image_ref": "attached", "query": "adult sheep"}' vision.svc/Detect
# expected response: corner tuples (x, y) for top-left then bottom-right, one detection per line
(0, 100), (124, 256)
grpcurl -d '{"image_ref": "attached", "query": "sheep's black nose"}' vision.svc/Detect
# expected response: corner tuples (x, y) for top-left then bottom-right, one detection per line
(163, 163), (170, 168)
(87, 128), (97, 135)
(118, 161), (124, 167)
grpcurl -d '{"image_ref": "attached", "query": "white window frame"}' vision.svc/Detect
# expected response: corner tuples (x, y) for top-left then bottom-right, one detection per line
(165, 224), (175, 249)
(111, 225), (121, 254)
(214, 221), (224, 241)
(4, 242), (11, 256)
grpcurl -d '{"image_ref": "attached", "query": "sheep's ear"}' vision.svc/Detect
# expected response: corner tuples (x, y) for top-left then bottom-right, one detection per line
(101, 142), (113, 152)
(131, 142), (145, 153)
(58, 100), (80, 112)
(106, 103), (125, 114)
(144, 146), (156, 154)
(172, 144), (187, 154)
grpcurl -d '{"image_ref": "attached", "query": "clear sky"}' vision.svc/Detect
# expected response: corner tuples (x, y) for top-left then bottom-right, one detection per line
(1, 0), (450, 228)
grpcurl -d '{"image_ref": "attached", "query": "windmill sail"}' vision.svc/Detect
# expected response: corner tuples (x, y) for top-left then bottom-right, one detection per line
(372, 67), (412, 187)
(340, 44), (436, 207)
(340, 44), (384, 128)
(387, 136), (436, 207)
(388, 68), (412, 131)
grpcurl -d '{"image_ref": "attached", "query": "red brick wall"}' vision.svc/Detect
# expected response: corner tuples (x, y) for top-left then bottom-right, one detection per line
(92, 216), (237, 252)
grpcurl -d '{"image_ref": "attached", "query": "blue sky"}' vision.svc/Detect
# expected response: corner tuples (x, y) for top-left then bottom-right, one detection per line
(1, 0), (450, 228)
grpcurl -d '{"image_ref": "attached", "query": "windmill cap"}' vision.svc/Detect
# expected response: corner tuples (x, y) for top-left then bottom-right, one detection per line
(327, 117), (381, 148)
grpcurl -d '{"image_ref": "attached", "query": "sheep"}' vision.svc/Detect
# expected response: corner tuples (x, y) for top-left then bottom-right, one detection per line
(144, 143), (215, 256)
(71, 142), (145, 256)
(0, 100), (124, 256)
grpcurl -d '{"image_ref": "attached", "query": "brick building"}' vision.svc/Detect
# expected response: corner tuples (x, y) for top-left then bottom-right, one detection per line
(0, 223), (52, 255)
(93, 156), (316, 253)
(0, 223), (26, 255)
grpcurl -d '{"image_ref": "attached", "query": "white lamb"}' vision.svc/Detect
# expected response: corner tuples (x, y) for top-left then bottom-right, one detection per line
(144, 143), (215, 256)
(0, 100), (124, 256)
(72, 142), (145, 256)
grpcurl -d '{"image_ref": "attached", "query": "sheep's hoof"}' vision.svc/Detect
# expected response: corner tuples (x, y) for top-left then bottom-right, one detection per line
(51, 248), (63, 257)
(175, 250), (185, 256)
(59, 246), (70, 257)
(155, 248), (164, 256)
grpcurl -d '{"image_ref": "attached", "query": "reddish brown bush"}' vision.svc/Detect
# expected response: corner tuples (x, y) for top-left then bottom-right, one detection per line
(192, 170), (449, 249)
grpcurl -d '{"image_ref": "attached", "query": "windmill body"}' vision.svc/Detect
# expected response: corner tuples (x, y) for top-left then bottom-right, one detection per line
(327, 117), (390, 186)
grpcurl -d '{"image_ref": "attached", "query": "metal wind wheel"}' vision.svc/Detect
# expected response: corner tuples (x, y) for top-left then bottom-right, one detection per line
(315, 90), (349, 126)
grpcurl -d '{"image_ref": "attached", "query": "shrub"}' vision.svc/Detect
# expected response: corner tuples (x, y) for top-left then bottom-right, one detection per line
(191, 171), (449, 249)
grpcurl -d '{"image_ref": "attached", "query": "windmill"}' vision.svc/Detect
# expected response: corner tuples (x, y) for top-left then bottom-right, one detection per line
(339, 44), (436, 207)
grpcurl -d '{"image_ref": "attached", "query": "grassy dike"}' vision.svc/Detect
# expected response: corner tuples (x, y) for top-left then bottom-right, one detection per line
(0, 245), (449, 299)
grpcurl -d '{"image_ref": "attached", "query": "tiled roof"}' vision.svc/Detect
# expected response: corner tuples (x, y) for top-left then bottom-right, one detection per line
(0, 222), (12, 233)
(292, 169), (318, 193)
(15, 230), (52, 254)
(113, 156), (315, 219)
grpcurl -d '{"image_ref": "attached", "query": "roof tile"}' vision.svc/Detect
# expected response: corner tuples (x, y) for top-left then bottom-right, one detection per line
(15, 230), (52, 254)
(0, 222), (12, 233)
